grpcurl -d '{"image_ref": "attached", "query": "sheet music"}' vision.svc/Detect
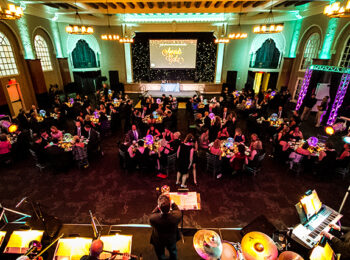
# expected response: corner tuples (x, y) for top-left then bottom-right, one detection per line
(169, 192), (200, 210)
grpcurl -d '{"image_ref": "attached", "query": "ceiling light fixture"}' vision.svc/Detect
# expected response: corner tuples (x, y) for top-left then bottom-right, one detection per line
(101, 0), (120, 41)
(324, 0), (350, 18)
(0, 1), (23, 20)
(119, 38), (134, 43)
(65, 0), (93, 35)
(253, 0), (284, 34)
(215, 38), (229, 44)
(228, 11), (248, 39)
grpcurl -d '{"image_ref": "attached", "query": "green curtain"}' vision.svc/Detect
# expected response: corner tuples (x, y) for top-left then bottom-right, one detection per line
(72, 39), (97, 69)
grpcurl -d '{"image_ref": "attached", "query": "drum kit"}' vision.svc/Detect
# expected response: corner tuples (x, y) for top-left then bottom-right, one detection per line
(193, 230), (304, 260)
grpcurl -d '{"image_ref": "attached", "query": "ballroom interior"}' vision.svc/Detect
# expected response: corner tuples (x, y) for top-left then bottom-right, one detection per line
(0, 0), (350, 259)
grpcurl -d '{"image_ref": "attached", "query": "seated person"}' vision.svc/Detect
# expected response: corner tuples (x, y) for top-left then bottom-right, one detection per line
(50, 126), (63, 140)
(199, 128), (209, 149)
(289, 142), (311, 169)
(321, 223), (350, 259)
(31, 135), (48, 164)
(210, 139), (222, 156)
(337, 143), (350, 167)
(162, 128), (173, 142)
(319, 142), (337, 164)
(194, 113), (203, 127)
(248, 135), (263, 167)
(217, 127), (229, 140)
(147, 125), (161, 139)
(0, 134), (11, 163)
(72, 136), (88, 168)
(128, 140), (151, 169)
(230, 144), (248, 172)
(289, 126), (303, 141)
(234, 128), (245, 143)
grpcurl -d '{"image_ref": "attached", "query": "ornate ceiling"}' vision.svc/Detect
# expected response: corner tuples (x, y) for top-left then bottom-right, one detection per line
(20, 0), (328, 24)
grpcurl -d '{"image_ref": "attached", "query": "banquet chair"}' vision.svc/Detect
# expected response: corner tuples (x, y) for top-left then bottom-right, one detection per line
(206, 152), (222, 178)
(28, 149), (46, 173)
(165, 153), (177, 177)
(245, 153), (266, 176)
(100, 120), (111, 137)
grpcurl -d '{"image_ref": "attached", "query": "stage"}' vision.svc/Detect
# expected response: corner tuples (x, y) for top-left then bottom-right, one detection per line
(124, 82), (222, 97)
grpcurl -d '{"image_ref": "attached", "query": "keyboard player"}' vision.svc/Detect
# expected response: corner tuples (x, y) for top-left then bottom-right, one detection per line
(322, 223), (350, 259)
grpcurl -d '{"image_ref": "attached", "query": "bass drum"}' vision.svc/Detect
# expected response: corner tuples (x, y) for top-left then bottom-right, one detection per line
(221, 242), (238, 260)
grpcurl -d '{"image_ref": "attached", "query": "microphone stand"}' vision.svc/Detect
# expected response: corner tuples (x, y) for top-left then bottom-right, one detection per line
(339, 185), (350, 214)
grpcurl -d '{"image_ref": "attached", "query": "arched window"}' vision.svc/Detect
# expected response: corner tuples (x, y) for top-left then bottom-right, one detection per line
(339, 36), (350, 68)
(34, 35), (53, 71)
(300, 33), (320, 70)
(0, 31), (18, 77)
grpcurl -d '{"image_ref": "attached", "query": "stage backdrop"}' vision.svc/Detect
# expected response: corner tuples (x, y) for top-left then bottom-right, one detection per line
(132, 32), (217, 82)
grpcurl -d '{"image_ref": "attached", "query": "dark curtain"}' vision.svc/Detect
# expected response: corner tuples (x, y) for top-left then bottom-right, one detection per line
(73, 71), (101, 94)
(267, 72), (279, 90)
(252, 39), (280, 69)
(72, 40), (97, 69)
(132, 32), (217, 82)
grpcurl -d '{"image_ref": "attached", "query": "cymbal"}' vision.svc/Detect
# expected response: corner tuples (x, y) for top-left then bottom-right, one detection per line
(193, 230), (223, 260)
(241, 231), (278, 260)
(278, 251), (304, 260)
(221, 243), (238, 260)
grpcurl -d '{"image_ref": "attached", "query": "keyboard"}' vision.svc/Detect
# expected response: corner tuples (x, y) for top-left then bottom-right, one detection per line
(291, 206), (342, 249)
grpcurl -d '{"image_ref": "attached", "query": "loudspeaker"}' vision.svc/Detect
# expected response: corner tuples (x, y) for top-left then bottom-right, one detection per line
(240, 215), (277, 237)
(109, 70), (120, 91)
(226, 71), (237, 91)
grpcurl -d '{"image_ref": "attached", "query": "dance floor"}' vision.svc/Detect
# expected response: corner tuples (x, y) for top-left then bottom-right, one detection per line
(1, 106), (349, 234)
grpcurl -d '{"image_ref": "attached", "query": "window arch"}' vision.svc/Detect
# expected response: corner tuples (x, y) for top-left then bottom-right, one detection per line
(339, 36), (350, 68)
(300, 33), (320, 70)
(0, 31), (18, 77)
(34, 35), (53, 71)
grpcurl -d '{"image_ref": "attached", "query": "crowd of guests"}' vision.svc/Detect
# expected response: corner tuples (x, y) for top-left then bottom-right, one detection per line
(1, 83), (349, 182)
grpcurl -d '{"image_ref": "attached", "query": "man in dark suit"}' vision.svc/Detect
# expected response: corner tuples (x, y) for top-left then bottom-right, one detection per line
(45, 138), (69, 171)
(276, 106), (287, 119)
(128, 124), (141, 141)
(150, 194), (182, 260)
(73, 121), (86, 137)
(84, 124), (100, 154)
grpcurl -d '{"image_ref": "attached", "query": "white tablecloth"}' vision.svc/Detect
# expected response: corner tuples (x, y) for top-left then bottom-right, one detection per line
(160, 83), (180, 92)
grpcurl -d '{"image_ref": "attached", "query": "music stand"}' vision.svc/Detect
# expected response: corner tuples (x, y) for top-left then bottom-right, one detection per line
(0, 203), (31, 230)
(53, 237), (92, 260)
(3, 230), (44, 254)
(89, 210), (103, 238)
(99, 234), (133, 259)
(0, 231), (6, 248)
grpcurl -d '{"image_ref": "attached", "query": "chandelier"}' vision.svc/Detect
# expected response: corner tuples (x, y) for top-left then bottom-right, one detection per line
(65, 0), (93, 35)
(214, 38), (229, 44)
(101, 1), (120, 41)
(253, 0), (284, 34)
(0, 2), (23, 20)
(324, 0), (350, 18)
(253, 23), (284, 34)
(119, 38), (134, 43)
(229, 13), (248, 39)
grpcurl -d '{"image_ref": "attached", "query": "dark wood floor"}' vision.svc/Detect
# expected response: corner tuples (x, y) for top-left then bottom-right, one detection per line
(1, 104), (349, 231)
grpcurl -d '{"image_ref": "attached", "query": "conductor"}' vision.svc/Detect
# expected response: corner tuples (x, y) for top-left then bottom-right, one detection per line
(150, 194), (182, 260)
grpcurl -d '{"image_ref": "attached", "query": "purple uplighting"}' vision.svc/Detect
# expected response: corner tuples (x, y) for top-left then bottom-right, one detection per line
(327, 73), (350, 126)
(295, 68), (313, 111)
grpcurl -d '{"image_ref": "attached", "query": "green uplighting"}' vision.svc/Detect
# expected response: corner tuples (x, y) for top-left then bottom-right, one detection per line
(16, 15), (35, 59)
(50, 20), (63, 58)
(309, 65), (350, 74)
(124, 43), (133, 83)
(319, 18), (338, 59)
(215, 43), (225, 83)
(289, 19), (303, 58)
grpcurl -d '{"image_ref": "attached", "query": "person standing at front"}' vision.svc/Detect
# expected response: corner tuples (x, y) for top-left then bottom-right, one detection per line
(315, 96), (329, 127)
(150, 194), (182, 260)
